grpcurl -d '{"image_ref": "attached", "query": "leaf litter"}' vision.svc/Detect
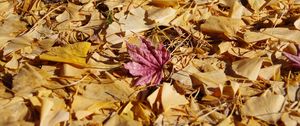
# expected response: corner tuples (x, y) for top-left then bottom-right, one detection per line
(1, 0), (300, 125)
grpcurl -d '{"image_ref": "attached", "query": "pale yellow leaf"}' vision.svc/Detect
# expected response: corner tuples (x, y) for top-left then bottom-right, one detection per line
(5, 53), (20, 69)
(12, 64), (49, 96)
(104, 114), (142, 126)
(61, 64), (87, 78)
(171, 64), (194, 86)
(217, 116), (234, 126)
(218, 41), (233, 54)
(192, 70), (227, 89)
(241, 90), (285, 123)
(119, 7), (153, 36)
(87, 52), (120, 70)
(201, 16), (244, 37)
(75, 110), (93, 120)
(287, 84), (299, 101)
(228, 47), (266, 58)
(232, 57), (263, 80)
(0, 98), (28, 125)
(262, 28), (300, 43)
(229, 1), (244, 19)
(3, 36), (32, 55)
(147, 83), (188, 112)
(148, 7), (177, 26)
(281, 113), (297, 126)
(161, 83), (189, 112)
(248, 0), (266, 12)
(40, 98), (69, 126)
(244, 31), (273, 43)
(258, 64), (281, 80)
(146, 86), (160, 109)
(294, 17), (300, 30)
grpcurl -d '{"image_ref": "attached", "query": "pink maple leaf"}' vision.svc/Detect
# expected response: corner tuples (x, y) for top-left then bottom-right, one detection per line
(124, 37), (171, 86)
(283, 45), (300, 68)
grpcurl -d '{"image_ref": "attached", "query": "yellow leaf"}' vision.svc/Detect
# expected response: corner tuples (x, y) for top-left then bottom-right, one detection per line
(40, 98), (69, 126)
(262, 28), (300, 43)
(258, 65), (281, 80)
(241, 90), (285, 123)
(12, 63), (50, 96)
(104, 114), (142, 126)
(39, 42), (91, 66)
(147, 83), (188, 112)
(201, 16), (244, 38)
(232, 57), (263, 80)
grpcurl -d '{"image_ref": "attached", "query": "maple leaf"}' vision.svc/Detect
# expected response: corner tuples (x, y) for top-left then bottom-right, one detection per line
(124, 37), (170, 86)
(283, 45), (300, 68)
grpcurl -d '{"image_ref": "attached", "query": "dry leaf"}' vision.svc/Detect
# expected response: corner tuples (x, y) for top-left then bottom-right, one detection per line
(248, 0), (266, 12)
(148, 7), (177, 26)
(104, 114), (142, 126)
(118, 7), (153, 36)
(0, 98), (29, 125)
(40, 98), (69, 126)
(241, 90), (285, 123)
(229, 1), (244, 19)
(12, 63), (50, 96)
(262, 28), (300, 43)
(228, 47), (266, 58)
(258, 64), (281, 80)
(232, 57), (263, 80)
(61, 64), (87, 78)
(147, 83), (188, 112)
(192, 69), (227, 89)
(39, 42), (91, 66)
(244, 31), (273, 43)
(201, 16), (244, 38)
(171, 64), (195, 86)
(294, 17), (300, 30)
(281, 113), (298, 126)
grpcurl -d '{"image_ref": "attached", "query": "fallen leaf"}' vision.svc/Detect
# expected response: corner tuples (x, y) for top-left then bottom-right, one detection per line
(104, 114), (142, 126)
(124, 37), (170, 86)
(40, 98), (69, 126)
(294, 17), (300, 30)
(0, 97), (29, 125)
(201, 16), (245, 38)
(241, 90), (285, 123)
(258, 64), (281, 80)
(232, 57), (263, 80)
(118, 7), (153, 36)
(248, 0), (266, 12)
(191, 69), (227, 91)
(12, 63), (50, 96)
(148, 7), (177, 26)
(262, 28), (300, 43)
(60, 64), (87, 78)
(39, 42), (91, 66)
(147, 83), (188, 112)
(229, 1), (244, 19)
(281, 113), (297, 126)
(243, 31), (273, 43)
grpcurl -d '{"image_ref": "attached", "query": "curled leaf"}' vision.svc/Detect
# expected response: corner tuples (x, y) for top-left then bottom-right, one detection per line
(124, 37), (170, 86)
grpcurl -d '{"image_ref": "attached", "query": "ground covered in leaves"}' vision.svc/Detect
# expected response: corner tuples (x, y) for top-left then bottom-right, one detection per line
(2, 0), (300, 125)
